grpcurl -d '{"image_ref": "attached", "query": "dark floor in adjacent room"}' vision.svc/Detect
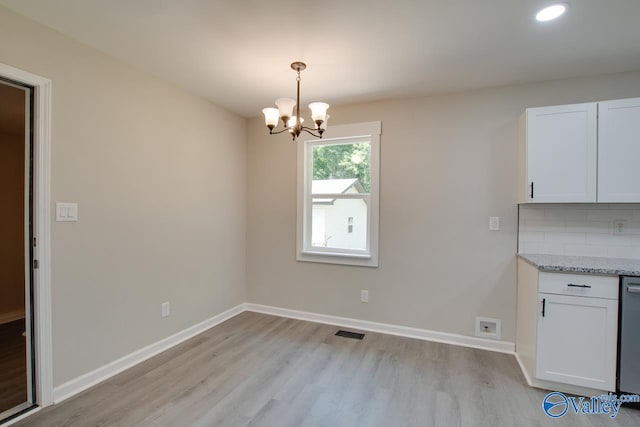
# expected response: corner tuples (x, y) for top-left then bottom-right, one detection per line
(0, 319), (27, 414)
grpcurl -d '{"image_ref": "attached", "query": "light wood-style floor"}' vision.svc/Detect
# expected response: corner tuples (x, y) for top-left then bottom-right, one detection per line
(13, 312), (640, 426)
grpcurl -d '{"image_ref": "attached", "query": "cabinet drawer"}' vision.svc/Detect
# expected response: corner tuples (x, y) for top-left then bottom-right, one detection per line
(539, 272), (618, 300)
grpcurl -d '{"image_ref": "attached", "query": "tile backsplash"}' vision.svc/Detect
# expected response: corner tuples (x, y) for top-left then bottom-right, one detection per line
(518, 204), (640, 259)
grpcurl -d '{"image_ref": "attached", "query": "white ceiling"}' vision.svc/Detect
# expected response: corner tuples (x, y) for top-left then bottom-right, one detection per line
(2, 0), (640, 118)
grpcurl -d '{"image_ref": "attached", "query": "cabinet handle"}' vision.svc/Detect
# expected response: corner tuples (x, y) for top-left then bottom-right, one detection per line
(542, 298), (546, 317)
(567, 283), (591, 288)
(530, 182), (534, 199)
(628, 285), (640, 294)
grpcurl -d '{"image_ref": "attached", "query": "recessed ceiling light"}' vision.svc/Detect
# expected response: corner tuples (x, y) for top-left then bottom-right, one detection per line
(536, 4), (567, 22)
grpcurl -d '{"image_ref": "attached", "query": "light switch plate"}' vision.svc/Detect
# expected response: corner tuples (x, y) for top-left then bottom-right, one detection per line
(56, 202), (78, 222)
(489, 216), (500, 231)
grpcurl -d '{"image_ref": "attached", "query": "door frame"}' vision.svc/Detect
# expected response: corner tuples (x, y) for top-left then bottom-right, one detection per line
(0, 62), (53, 407)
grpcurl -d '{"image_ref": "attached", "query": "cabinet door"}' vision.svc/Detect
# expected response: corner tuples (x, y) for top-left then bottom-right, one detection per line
(598, 97), (640, 202)
(526, 103), (597, 202)
(536, 293), (618, 391)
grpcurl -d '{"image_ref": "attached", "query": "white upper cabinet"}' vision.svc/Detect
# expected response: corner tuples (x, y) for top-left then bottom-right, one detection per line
(520, 103), (598, 203)
(519, 97), (640, 204)
(598, 97), (640, 202)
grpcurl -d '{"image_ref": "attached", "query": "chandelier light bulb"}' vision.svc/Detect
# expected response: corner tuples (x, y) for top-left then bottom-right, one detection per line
(287, 116), (304, 128)
(275, 98), (296, 120)
(262, 108), (279, 128)
(308, 102), (330, 122)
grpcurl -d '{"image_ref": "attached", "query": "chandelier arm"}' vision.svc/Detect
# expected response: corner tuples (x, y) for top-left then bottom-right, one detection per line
(269, 127), (291, 135)
(300, 127), (322, 138)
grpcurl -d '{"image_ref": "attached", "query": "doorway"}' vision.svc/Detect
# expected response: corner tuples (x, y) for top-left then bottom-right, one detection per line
(0, 78), (36, 422)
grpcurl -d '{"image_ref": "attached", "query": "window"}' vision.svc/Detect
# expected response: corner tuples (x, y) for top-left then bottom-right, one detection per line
(297, 121), (380, 267)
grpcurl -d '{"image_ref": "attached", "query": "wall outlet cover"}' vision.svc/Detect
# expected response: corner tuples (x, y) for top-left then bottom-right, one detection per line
(613, 220), (627, 235)
(360, 290), (369, 303)
(475, 316), (501, 340)
(161, 302), (170, 317)
(489, 216), (500, 231)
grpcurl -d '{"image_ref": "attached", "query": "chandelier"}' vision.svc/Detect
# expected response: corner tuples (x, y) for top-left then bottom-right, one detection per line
(262, 62), (330, 141)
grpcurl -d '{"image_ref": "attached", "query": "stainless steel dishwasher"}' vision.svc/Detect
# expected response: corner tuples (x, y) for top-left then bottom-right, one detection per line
(619, 277), (640, 395)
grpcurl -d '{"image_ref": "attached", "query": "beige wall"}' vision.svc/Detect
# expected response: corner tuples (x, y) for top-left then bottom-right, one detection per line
(0, 6), (246, 386)
(247, 71), (640, 343)
(2, 1), (640, 390)
(0, 82), (26, 320)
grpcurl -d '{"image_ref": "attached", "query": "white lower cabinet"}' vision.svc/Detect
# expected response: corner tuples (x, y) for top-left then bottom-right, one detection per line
(516, 259), (619, 393)
(536, 293), (618, 390)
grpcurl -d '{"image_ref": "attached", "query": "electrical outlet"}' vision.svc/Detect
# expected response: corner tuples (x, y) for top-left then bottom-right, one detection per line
(161, 302), (170, 317)
(613, 220), (627, 235)
(489, 216), (500, 231)
(360, 290), (369, 303)
(475, 316), (501, 340)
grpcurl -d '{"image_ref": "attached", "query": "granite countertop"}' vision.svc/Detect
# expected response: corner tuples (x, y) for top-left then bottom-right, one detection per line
(518, 253), (640, 276)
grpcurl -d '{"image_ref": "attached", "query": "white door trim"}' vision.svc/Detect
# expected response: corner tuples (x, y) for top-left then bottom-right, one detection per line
(0, 62), (53, 407)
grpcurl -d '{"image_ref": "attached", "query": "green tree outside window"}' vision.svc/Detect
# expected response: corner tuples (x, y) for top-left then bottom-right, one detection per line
(312, 143), (371, 192)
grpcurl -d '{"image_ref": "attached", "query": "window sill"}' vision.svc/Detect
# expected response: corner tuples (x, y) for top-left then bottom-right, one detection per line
(297, 250), (378, 267)
(301, 250), (371, 259)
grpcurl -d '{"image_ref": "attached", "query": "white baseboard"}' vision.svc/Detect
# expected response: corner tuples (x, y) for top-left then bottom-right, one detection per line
(514, 352), (607, 396)
(514, 351), (535, 387)
(50, 301), (516, 407)
(52, 304), (245, 404)
(245, 303), (515, 354)
(0, 309), (26, 325)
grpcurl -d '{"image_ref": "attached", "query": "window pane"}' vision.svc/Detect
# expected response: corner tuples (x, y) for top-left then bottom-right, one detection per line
(312, 142), (371, 192)
(311, 198), (368, 250)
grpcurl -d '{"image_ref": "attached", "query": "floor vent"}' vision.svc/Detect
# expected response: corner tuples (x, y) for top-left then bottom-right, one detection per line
(335, 330), (365, 340)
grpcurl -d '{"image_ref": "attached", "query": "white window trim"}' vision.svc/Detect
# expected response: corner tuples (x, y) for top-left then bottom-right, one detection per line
(297, 121), (381, 267)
